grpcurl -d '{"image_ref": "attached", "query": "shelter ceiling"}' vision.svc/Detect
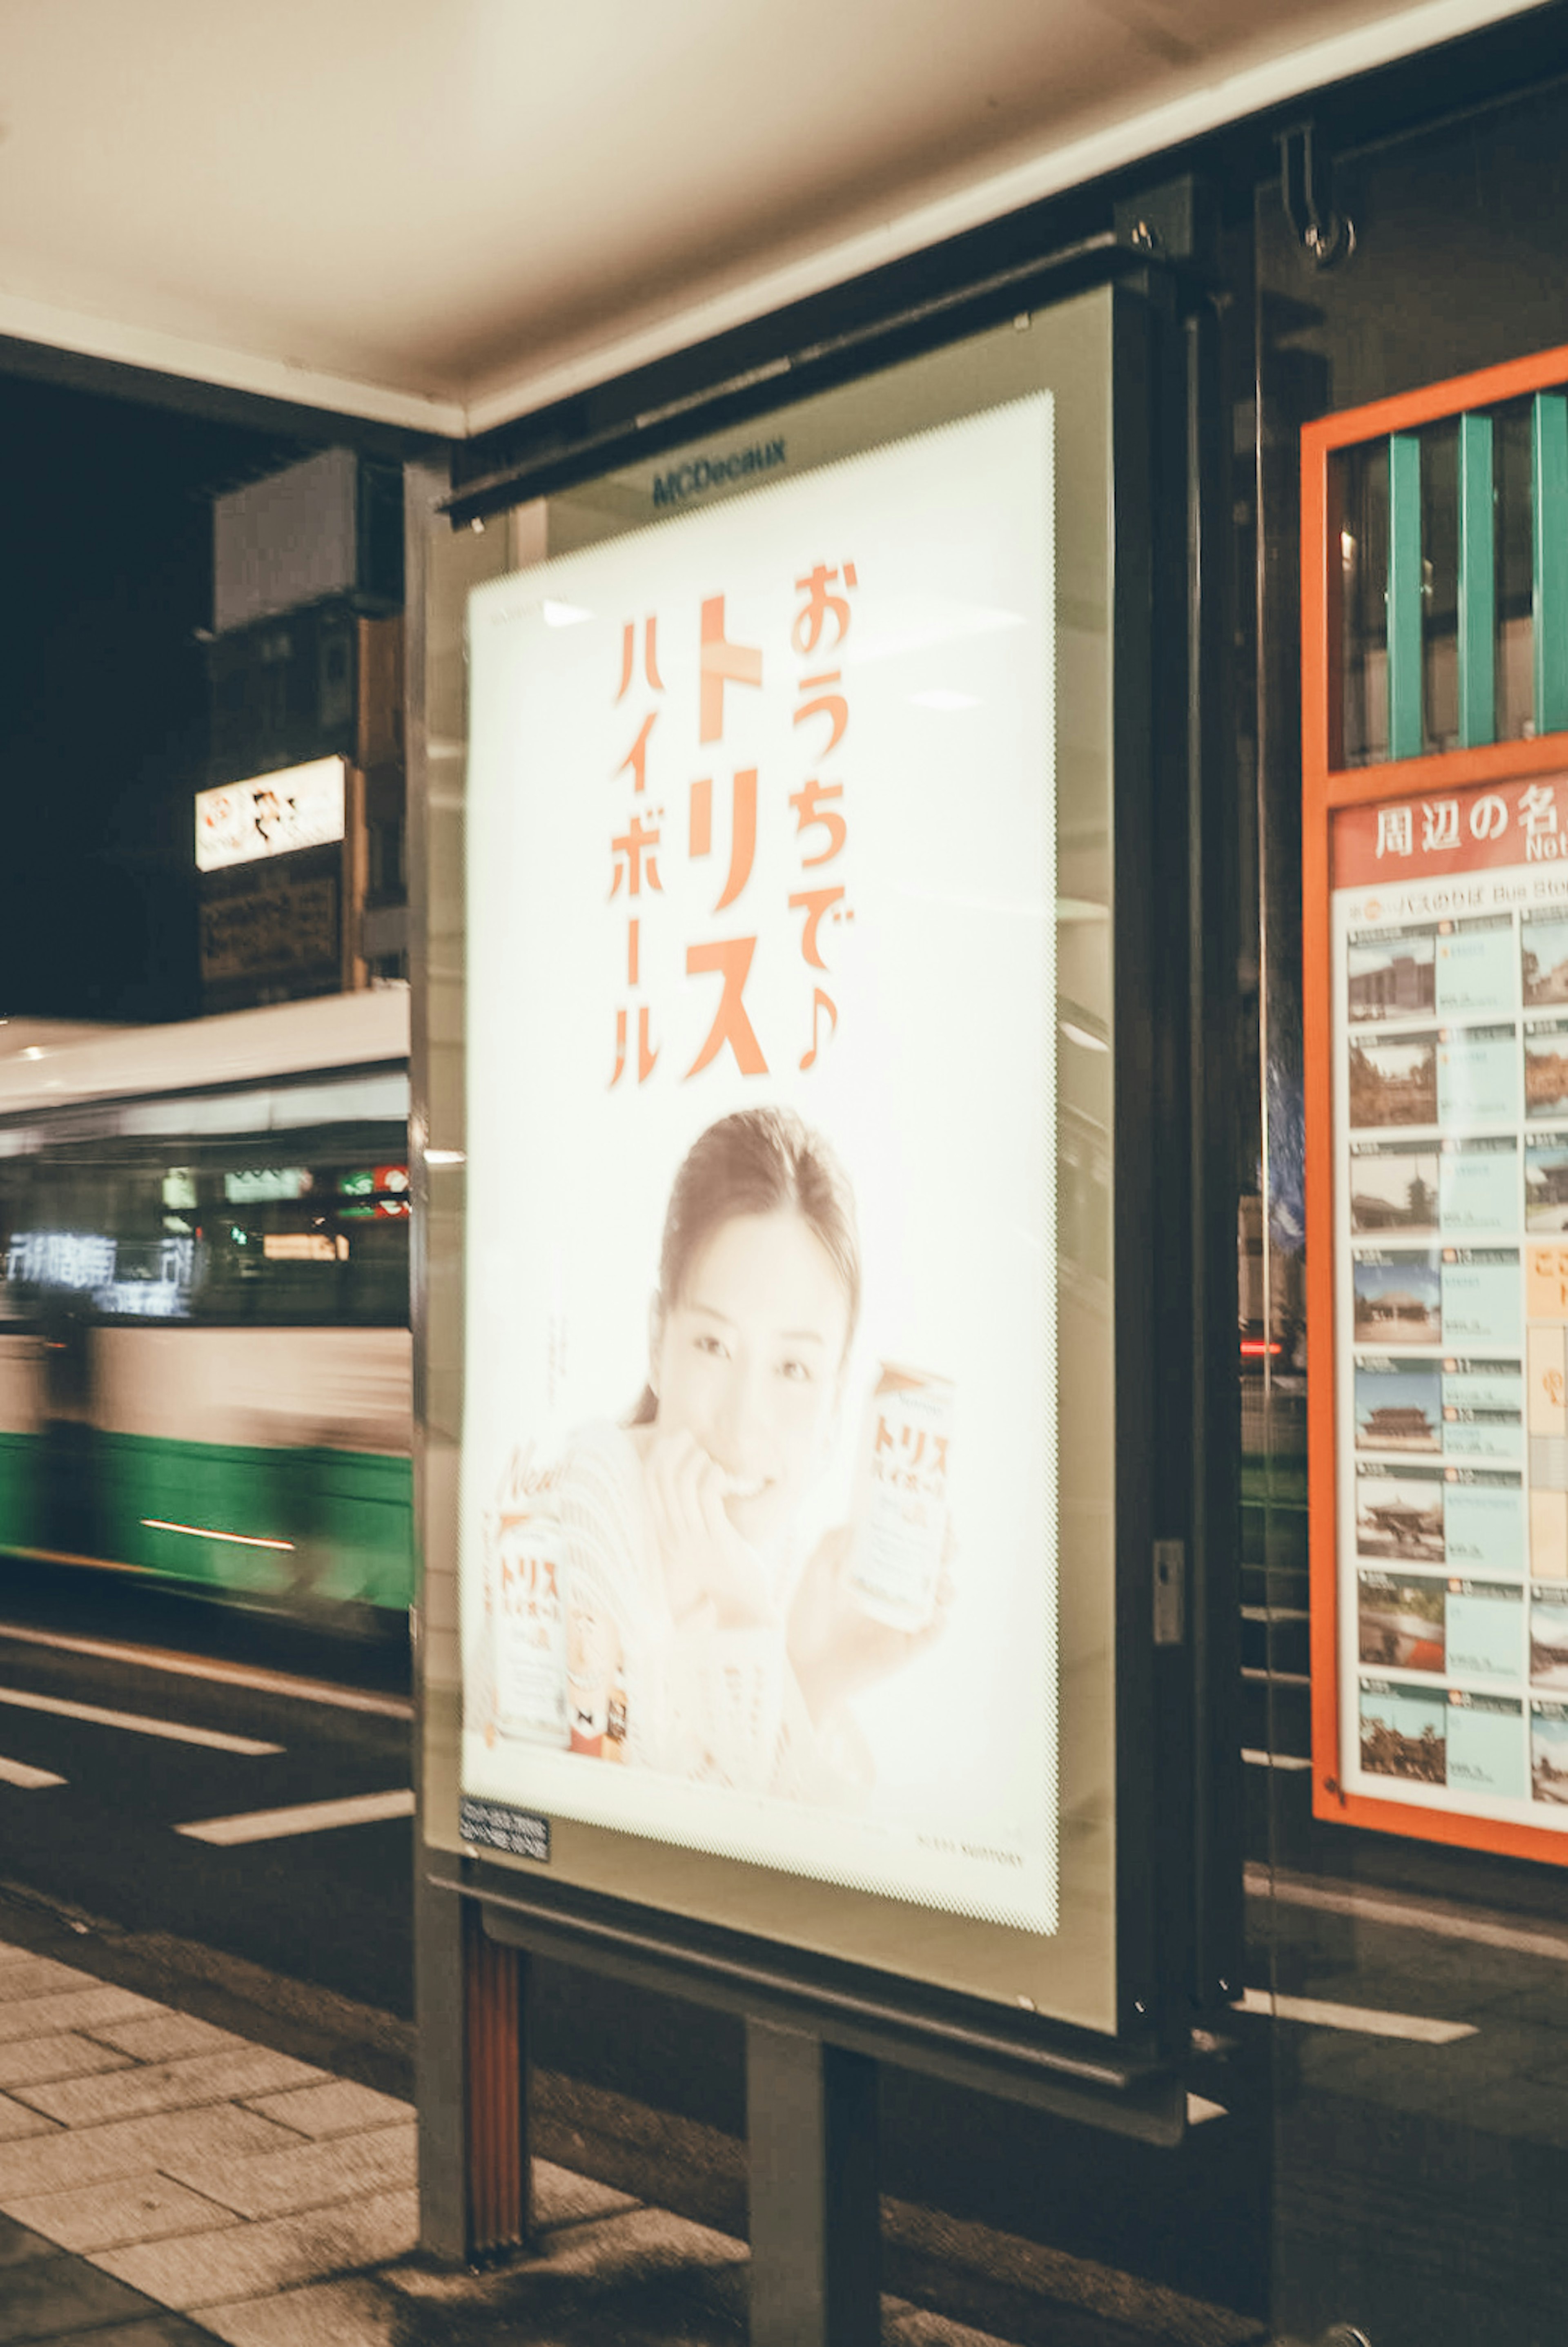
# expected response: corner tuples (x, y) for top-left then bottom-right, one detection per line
(0, 0), (1543, 433)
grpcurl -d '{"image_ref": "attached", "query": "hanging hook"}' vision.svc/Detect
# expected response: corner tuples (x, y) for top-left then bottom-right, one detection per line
(1280, 122), (1355, 270)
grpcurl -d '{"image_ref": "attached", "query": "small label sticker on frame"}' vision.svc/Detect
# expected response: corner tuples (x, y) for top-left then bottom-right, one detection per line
(461, 1795), (551, 1863)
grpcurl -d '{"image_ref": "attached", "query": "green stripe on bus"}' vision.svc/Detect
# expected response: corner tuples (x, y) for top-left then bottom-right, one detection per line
(1533, 391), (1568, 738)
(1388, 432), (1423, 762)
(0, 1431), (413, 1611)
(1458, 411), (1496, 749)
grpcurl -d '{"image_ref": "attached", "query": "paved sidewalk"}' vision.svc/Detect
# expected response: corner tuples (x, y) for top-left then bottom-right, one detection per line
(0, 1928), (980, 2346)
(0, 1931), (1267, 2346)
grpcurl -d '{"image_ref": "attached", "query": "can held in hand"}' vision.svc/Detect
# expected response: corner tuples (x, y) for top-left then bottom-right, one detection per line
(847, 1364), (953, 1631)
(486, 1454), (569, 1747)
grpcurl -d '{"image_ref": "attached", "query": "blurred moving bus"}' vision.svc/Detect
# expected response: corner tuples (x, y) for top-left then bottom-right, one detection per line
(0, 991), (412, 1624)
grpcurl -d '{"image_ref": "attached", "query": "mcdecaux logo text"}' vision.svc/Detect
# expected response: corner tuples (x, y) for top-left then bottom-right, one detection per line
(652, 439), (786, 507)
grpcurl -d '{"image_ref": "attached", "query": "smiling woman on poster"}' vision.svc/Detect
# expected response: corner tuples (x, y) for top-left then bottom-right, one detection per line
(549, 1106), (953, 1802)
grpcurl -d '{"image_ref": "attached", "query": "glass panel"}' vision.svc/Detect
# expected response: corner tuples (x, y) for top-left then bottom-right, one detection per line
(1497, 397), (1537, 744)
(1421, 417), (1460, 752)
(1336, 438), (1390, 765)
(1258, 76), (1568, 2347)
(0, 1126), (409, 1327)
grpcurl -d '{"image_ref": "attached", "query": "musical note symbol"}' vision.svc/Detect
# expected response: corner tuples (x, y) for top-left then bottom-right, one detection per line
(800, 988), (837, 1071)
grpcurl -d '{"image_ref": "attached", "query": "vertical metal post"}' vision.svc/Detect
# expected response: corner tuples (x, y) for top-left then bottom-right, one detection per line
(414, 1872), (470, 2259)
(1387, 431), (1423, 761)
(1458, 411), (1496, 748)
(746, 2020), (880, 2347)
(465, 1910), (530, 2256)
(1533, 390), (1568, 736)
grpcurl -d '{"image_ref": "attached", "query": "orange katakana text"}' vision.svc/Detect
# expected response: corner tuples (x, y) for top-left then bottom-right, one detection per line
(610, 1007), (659, 1088)
(610, 812), (664, 899)
(689, 769), (757, 912)
(685, 938), (768, 1077)
(616, 711), (657, 795)
(615, 617), (665, 702)
(699, 597), (763, 744)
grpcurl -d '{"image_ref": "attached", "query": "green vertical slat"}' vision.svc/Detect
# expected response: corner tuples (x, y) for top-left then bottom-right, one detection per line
(1388, 432), (1423, 761)
(1458, 412), (1496, 748)
(1533, 392), (1568, 736)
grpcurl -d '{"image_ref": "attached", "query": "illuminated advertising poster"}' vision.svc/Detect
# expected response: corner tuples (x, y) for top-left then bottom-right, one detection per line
(460, 398), (1060, 1931)
(1332, 771), (1568, 1831)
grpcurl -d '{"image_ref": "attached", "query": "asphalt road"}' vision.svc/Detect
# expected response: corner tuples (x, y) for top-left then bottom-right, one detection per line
(0, 1600), (416, 2024)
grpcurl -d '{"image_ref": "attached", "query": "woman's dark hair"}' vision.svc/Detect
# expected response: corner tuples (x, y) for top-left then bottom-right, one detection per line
(631, 1108), (860, 1424)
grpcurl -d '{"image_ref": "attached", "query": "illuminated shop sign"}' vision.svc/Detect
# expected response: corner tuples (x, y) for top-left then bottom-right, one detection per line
(339, 1166), (410, 1217)
(224, 1168), (312, 1202)
(195, 756), (346, 873)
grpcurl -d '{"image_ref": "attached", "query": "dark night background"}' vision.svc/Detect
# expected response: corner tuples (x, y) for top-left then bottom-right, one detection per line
(0, 373), (309, 1025)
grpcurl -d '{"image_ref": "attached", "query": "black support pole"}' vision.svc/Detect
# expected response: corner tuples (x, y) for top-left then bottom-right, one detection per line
(746, 2019), (881, 2347)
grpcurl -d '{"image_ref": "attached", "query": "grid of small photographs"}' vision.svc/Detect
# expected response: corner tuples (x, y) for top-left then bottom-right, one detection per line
(1344, 899), (1568, 1814)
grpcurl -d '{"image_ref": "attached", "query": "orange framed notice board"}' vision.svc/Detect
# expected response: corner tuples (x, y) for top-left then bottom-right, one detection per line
(1303, 341), (1568, 1863)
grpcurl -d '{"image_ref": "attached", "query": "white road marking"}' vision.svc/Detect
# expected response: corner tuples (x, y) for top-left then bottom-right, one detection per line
(176, 1788), (414, 1844)
(0, 1685), (281, 1755)
(1232, 1986), (1476, 2042)
(1244, 1863), (1568, 1965)
(0, 1620), (412, 1721)
(0, 1755), (66, 1788)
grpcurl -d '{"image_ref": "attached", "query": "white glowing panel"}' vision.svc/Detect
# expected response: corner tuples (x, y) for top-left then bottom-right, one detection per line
(461, 399), (1058, 1932)
(195, 758), (346, 872)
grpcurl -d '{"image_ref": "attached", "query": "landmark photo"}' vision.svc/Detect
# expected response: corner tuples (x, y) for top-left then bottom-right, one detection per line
(1525, 1023), (1568, 1119)
(1531, 1703), (1568, 1805)
(1348, 1036), (1438, 1128)
(1521, 914), (1568, 1007)
(1355, 1360), (1443, 1454)
(1525, 1136), (1568, 1231)
(1359, 1678), (1447, 1785)
(1355, 1472), (1445, 1563)
(1348, 929), (1436, 1021)
(1357, 1571), (1446, 1671)
(1352, 1252), (1441, 1344)
(1348, 1147), (1440, 1237)
(1528, 1598), (1568, 1691)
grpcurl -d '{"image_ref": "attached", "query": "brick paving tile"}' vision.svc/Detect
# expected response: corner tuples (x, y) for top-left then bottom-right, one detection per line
(91, 2186), (419, 2310)
(197, 2278), (405, 2347)
(0, 1988), (159, 2047)
(240, 2081), (410, 2141)
(0, 2104), (304, 2202)
(194, 2120), (416, 2222)
(6, 2170), (241, 2255)
(87, 2015), (251, 2064)
(0, 2033), (136, 2091)
(0, 2090), (58, 2143)
(12, 2048), (325, 2129)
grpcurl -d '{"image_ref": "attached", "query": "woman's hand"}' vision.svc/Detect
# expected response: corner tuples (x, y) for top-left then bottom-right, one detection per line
(786, 1523), (956, 1725)
(634, 1426), (775, 1631)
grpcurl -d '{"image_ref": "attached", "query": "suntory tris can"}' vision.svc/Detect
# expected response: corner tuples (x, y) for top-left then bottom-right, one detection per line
(846, 1363), (954, 1632)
